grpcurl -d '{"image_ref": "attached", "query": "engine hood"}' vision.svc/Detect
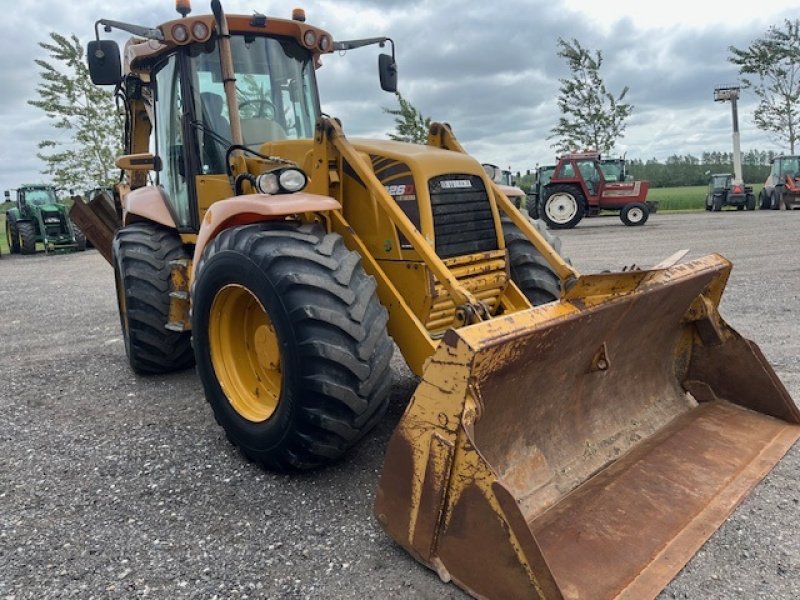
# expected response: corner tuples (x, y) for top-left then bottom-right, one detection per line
(349, 138), (489, 182)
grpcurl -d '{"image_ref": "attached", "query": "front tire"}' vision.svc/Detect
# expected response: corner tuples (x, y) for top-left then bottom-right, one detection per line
(6, 215), (20, 253)
(711, 195), (722, 211)
(759, 188), (770, 209)
(541, 185), (585, 229)
(113, 223), (195, 375)
(770, 190), (780, 210)
(191, 222), (393, 472)
(620, 202), (650, 226)
(502, 217), (563, 305)
(18, 221), (36, 255)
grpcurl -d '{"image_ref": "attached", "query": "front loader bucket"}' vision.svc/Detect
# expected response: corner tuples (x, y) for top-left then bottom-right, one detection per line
(375, 254), (800, 600)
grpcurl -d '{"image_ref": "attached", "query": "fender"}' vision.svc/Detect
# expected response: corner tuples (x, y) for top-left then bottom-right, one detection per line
(123, 186), (176, 229)
(192, 193), (341, 278)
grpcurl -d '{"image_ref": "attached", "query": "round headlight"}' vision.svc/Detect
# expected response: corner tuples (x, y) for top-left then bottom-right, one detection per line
(279, 169), (308, 192)
(191, 21), (210, 41)
(256, 173), (279, 195)
(303, 30), (317, 48)
(319, 35), (332, 52)
(172, 24), (189, 43)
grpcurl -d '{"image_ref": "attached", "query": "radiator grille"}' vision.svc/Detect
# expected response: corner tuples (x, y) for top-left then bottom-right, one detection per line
(429, 174), (498, 258)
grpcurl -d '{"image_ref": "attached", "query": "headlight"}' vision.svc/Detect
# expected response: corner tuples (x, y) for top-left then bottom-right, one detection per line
(303, 30), (317, 48)
(191, 21), (210, 41)
(255, 173), (279, 195)
(171, 24), (189, 43)
(255, 168), (308, 195)
(319, 35), (332, 52)
(279, 169), (307, 192)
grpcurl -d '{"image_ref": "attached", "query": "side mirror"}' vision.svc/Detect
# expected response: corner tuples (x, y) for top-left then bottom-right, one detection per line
(87, 40), (122, 86)
(378, 53), (397, 93)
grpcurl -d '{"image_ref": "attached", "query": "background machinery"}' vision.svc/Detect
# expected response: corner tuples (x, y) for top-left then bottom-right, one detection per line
(759, 154), (800, 209)
(704, 172), (756, 211)
(526, 163), (555, 220)
(75, 3), (800, 598)
(482, 163), (527, 210)
(4, 185), (86, 255)
(538, 151), (652, 228)
(711, 85), (758, 211)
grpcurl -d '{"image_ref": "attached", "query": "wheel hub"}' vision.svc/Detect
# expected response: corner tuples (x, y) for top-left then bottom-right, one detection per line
(546, 193), (578, 224)
(628, 207), (644, 222)
(209, 284), (282, 422)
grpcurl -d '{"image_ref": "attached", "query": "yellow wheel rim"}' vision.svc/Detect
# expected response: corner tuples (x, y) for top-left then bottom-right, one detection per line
(209, 284), (282, 422)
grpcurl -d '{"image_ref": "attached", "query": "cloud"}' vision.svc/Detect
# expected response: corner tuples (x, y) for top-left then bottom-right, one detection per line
(1, 0), (796, 192)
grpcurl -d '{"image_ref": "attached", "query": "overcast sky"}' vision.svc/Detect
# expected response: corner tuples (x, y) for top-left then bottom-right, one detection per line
(1, 0), (797, 192)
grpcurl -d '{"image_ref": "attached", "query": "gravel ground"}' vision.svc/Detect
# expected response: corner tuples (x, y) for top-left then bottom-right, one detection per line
(0, 210), (798, 599)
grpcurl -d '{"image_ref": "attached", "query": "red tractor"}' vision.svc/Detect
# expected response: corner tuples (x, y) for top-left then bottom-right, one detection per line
(538, 152), (652, 229)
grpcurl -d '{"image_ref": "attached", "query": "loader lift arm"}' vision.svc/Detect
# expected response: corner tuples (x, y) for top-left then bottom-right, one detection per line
(427, 122), (578, 285)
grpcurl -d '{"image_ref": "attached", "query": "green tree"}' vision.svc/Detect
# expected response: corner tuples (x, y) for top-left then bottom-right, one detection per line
(729, 19), (800, 153)
(383, 92), (431, 143)
(549, 38), (633, 154)
(29, 32), (121, 191)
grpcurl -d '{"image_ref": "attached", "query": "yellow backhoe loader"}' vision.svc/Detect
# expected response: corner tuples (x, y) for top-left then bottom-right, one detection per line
(73, 2), (799, 598)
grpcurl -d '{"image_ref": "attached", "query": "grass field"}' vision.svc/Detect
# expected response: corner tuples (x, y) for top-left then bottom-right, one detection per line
(648, 183), (764, 211)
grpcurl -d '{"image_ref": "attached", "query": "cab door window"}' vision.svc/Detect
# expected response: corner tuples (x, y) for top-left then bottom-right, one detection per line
(153, 54), (191, 228)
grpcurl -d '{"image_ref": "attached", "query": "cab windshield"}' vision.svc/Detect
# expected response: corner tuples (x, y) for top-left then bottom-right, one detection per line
(600, 160), (623, 182)
(23, 188), (57, 206)
(188, 34), (320, 168)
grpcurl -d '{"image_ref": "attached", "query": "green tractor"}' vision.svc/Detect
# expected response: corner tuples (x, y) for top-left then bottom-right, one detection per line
(4, 185), (86, 255)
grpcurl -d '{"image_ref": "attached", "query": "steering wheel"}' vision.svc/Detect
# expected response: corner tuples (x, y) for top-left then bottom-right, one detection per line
(239, 98), (276, 120)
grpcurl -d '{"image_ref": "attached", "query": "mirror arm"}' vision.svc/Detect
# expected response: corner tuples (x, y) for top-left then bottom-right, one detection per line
(94, 19), (164, 42)
(333, 37), (395, 60)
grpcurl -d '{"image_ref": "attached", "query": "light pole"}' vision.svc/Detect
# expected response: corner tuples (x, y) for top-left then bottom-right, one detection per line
(714, 85), (743, 185)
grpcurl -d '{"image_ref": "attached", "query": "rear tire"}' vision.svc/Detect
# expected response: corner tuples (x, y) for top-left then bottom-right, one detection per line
(770, 190), (780, 210)
(746, 194), (756, 211)
(711, 195), (722, 211)
(620, 202), (649, 226)
(191, 222), (393, 472)
(502, 217), (563, 305)
(541, 185), (585, 229)
(527, 196), (540, 220)
(72, 221), (87, 251)
(113, 222), (194, 375)
(704, 195), (712, 211)
(759, 188), (770, 209)
(18, 221), (36, 255)
(6, 215), (20, 253)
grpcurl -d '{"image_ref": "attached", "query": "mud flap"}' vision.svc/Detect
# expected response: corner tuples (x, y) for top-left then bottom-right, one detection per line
(374, 254), (800, 600)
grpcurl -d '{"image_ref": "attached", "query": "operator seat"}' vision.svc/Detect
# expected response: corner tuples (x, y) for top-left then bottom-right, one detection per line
(200, 92), (231, 174)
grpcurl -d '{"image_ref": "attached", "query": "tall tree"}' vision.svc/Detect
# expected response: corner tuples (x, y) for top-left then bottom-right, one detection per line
(29, 32), (120, 191)
(729, 19), (800, 153)
(549, 38), (633, 154)
(383, 92), (431, 144)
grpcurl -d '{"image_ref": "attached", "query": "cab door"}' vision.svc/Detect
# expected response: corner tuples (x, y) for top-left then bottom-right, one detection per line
(152, 52), (200, 232)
